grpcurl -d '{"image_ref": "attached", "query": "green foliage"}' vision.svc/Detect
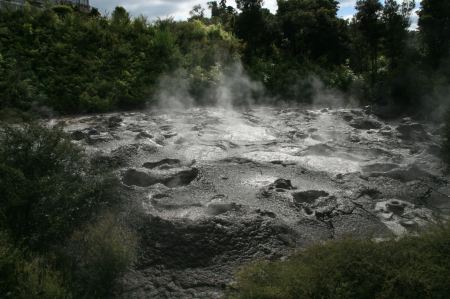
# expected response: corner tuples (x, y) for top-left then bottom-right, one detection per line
(0, 7), (240, 114)
(0, 124), (136, 298)
(229, 224), (450, 299)
(64, 212), (137, 298)
(0, 123), (118, 251)
(0, 233), (69, 298)
(419, 0), (450, 68)
(277, 0), (349, 65)
(443, 109), (450, 167)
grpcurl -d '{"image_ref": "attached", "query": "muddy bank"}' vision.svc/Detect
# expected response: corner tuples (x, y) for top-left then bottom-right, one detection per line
(57, 107), (449, 298)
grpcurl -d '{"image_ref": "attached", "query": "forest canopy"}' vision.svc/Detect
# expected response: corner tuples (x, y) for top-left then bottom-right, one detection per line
(0, 0), (449, 117)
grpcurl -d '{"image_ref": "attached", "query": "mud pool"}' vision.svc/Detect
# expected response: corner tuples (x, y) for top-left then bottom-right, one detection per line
(58, 106), (450, 298)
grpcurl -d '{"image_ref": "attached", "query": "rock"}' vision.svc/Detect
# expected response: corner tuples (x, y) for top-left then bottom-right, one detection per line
(292, 190), (329, 204)
(342, 113), (354, 122)
(349, 135), (360, 143)
(380, 130), (393, 137)
(221, 157), (255, 165)
(361, 163), (399, 174)
(368, 164), (434, 182)
(86, 133), (113, 144)
(255, 209), (276, 218)
(357, 188), (382, 199)
(397, 123), (429, 141)
(401, 117), (412, 123)
(136, 131), (154, 140)
(301, 143), (334, 156)
(375, 199), (412, 216)
(71, 130), (86, 141)
(386, 200), (407, 215)
(206, 203), (241, 216)
(399, 219), (419, 230)
(349, 118), (382, 130)
(310, 134), (325, 141)
(294, 132), (308, 139)
(154, 135), (166, 146)
(87, 128), (99, 135)
(108, 115), (123, 128)
(175, 137), (187, 144)
(351, 109), (364, 116)
(163, 132), (178, 139)
(270, 179), (294, 190)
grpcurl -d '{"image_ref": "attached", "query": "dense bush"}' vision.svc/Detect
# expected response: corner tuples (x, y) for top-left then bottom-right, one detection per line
(0, 123), (136, 298)
(0, 233), (68, 298)
(0, 6), (240, 114)
(65, 212), (137, 298)
(0, 123), (118, 250)
(229, 224), (450, 299)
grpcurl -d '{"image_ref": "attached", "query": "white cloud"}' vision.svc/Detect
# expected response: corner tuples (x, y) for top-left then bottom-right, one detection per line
(90, 0), (278, 20)
(339, 0), (356, 8)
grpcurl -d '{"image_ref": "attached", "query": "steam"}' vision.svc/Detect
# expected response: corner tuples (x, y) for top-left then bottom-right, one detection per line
(213, 63), (264, 109)
(154, 69), (195, 110)
(153, 61), (358, 112)
(310, 76), (357, 108)
(153, 62), (264, 111)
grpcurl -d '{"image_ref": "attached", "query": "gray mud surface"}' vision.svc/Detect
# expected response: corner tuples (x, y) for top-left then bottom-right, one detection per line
(57, 107), (450, 298)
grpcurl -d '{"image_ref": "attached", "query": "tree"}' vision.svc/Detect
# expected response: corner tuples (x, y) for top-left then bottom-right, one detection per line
(234, 0), (278, 59)
(277, 0), (349, 65)
(418, 0), (450, 68)
(208, 0), (237, 30)
(235, 0), (264, 11)
(382, 0), (415, 69)
(353, 0), (384, 85)
(189, 4), (206, 21)
(111, 6), (130, 26)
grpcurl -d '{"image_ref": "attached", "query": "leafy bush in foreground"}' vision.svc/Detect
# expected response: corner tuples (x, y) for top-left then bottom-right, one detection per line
(65, 212), (137, 298)
(0, 123), (117, 251)
(229, 224), (450, 299)
(0, 123), (136, 298)
(0, 233), (68, 298)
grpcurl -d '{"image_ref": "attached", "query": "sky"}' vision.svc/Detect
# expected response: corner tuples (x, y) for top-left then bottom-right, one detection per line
(90, 0), (419, 28)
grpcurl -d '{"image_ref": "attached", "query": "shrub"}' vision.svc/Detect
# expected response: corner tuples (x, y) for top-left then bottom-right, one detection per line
(0, 233), (69, 298)
(0, 123), (118, 251)
(229, 224), (450, 299)
(443, 109), (450, 167)
(0, 123), (134, 297)
(65, 212), (137, 298)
